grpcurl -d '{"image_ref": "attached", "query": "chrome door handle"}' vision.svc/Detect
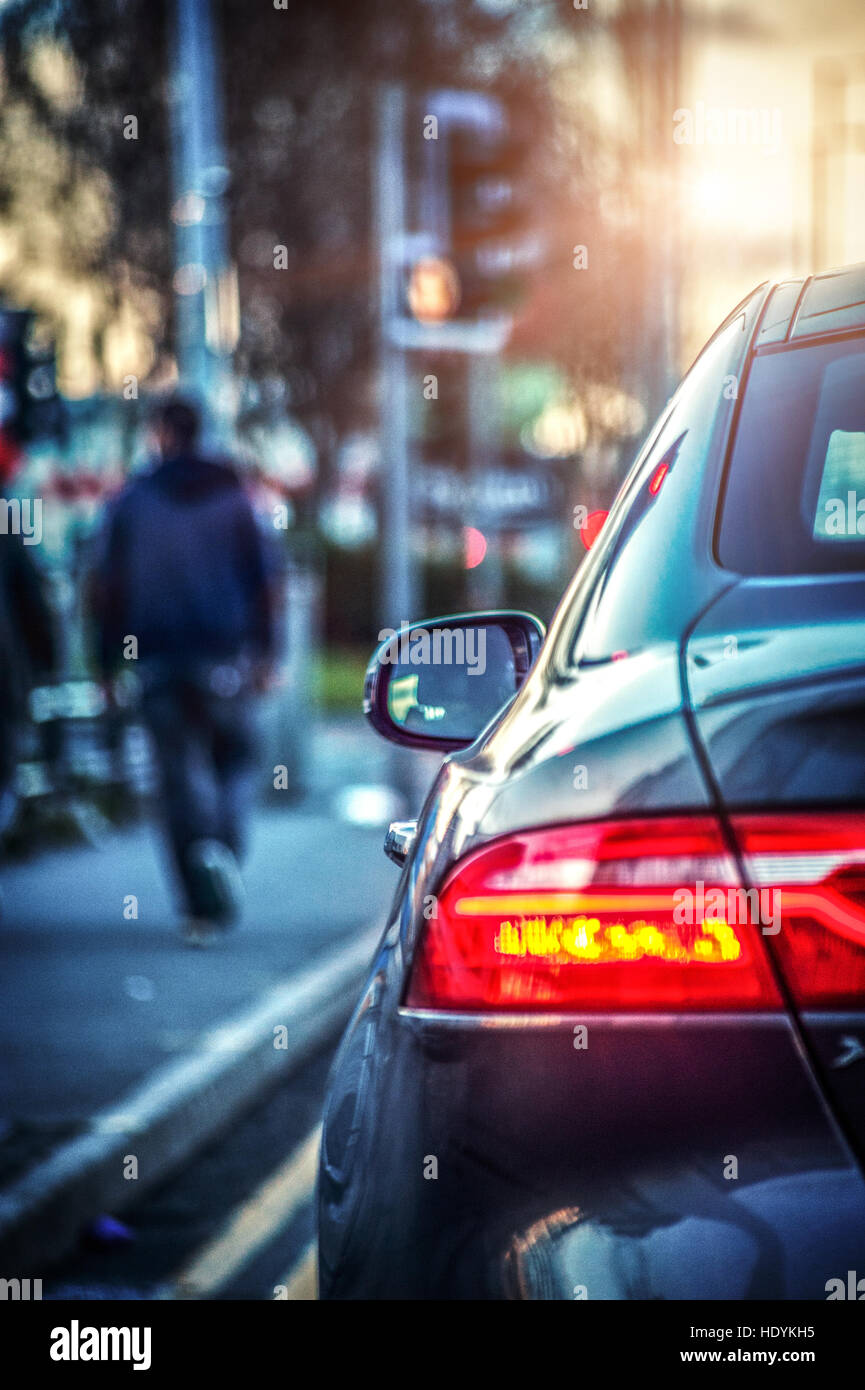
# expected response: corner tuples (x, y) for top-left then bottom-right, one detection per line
(384, 819), (417, 866)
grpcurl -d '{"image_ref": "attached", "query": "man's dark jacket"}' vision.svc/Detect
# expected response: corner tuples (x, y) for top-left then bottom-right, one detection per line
(91, 454), (276, 674)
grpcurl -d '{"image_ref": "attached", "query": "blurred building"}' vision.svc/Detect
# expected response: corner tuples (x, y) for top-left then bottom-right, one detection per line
(675, 0), (865, 362)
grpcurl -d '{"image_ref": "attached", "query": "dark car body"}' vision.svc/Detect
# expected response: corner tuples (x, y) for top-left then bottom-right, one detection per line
(318, 266), (865, 1299)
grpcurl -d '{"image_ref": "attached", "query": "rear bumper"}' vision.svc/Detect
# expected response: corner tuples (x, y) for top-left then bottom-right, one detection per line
(505, 1168), (865, 1300)
(318, 979), (865, 1299)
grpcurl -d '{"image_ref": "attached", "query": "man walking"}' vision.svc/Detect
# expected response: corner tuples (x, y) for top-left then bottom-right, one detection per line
(91, 397), (278, 944)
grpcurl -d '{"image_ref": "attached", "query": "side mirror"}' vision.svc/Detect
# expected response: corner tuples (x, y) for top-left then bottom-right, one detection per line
(363, 611), (545, 752)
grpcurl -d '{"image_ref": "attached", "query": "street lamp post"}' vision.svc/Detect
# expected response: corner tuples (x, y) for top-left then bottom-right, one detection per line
(375, 83), (417, 638)
(169, 0), (237, 444)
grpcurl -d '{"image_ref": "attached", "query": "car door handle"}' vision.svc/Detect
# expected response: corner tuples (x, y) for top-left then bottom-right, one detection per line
(384, 819), (417, 866)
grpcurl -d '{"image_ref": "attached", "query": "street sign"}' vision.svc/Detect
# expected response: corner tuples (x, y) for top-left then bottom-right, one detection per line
(412, 460), (565, 526)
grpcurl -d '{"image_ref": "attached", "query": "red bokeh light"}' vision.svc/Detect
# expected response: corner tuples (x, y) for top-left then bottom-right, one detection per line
(464, 526), (487, 569)
(580, 509), (608, 551)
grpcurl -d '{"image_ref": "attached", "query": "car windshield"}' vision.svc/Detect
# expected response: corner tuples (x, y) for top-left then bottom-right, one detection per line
(718, 333), (865, 575)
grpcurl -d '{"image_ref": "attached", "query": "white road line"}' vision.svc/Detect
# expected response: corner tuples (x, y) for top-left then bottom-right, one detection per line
(275, 1240), (318, 1301)
(0, 925), (380, 1272)
(160, 1126), (321, 1300)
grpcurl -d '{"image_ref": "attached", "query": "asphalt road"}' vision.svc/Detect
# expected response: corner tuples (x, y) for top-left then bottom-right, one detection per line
(0, 807), (393, 1127)
(0, 715), (423, 1283)
(40, 1044), (337, 1301)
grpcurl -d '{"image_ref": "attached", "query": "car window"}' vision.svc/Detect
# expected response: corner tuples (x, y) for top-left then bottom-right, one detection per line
(718, 334), (865, 574)
(812, 429), (865, 539)
(566, 310), (749, 665)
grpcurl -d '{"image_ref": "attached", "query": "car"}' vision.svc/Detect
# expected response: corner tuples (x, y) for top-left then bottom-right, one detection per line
(317, 264), (865, 1300)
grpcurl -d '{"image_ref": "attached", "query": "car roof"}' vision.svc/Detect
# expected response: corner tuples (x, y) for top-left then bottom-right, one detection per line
(755, 263), (865, 347)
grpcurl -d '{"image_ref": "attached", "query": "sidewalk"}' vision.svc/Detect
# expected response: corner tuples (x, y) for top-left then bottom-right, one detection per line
(0, 718), (400, 1168)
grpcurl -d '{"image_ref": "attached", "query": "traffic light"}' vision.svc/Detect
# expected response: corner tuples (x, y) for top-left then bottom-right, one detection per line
(0, 309), (61, 477)
(448, 103), (543, 321)
(407, 90), (545, 331)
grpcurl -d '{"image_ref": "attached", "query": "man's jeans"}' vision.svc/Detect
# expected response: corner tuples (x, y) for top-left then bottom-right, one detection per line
(140, 665), (256, 919)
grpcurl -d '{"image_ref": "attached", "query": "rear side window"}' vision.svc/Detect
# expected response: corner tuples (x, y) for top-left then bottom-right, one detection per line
(566, 310), (749, 664)
(718, 334), (865, 574)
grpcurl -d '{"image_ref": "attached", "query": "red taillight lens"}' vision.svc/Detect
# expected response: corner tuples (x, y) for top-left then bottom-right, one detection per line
(733, 813), (865, 1010)
(406, 817), (782, 1013)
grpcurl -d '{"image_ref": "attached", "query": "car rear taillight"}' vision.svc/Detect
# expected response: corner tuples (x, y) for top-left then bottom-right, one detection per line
(405, 817), (782, 1012)
(733, 813), (865, 1010)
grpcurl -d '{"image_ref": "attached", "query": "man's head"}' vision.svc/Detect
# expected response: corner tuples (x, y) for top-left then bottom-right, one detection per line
(151, 396), (202, 459)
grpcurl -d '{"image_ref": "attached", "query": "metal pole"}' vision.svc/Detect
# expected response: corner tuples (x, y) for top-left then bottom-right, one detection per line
(660, 0), (682, 400)
(376, 84), (416, 634)
(375, 84), (421, 811)
(170, 0), (235, 444)
(466, 351), (502, 610)
(811, 61), (846, 272)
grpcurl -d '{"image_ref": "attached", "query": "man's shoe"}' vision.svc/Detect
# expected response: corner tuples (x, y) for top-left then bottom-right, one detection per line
(182, 918), (218, 948)
(186, 839), (245, 927)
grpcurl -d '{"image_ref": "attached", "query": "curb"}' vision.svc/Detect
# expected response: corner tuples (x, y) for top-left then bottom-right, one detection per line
(0, 928), (379, 1275)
